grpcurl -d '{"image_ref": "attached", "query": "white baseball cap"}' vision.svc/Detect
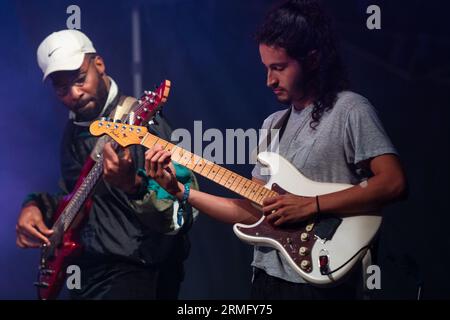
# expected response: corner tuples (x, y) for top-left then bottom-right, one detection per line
(37, 29), (96, 81)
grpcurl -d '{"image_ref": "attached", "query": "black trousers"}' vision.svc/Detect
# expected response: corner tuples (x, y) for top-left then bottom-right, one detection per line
(69, 259), (184, 300)
(250, 267), (363, 300)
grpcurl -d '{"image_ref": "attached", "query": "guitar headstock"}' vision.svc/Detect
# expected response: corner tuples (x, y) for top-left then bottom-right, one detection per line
(90, 121), (148, 147)
(132, 79), (171, 126)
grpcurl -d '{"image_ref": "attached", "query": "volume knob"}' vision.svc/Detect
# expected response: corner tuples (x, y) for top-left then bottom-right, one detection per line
(300, 260), (311, 271)
(299, 246), (309, 256)
(305, 223), (314, 232)
(300, 232), (309, 242)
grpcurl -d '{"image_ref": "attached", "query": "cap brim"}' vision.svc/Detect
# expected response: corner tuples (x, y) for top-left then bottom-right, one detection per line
(42, 53), (85, 81)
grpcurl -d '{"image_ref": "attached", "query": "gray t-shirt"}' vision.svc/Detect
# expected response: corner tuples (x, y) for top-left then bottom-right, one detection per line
(251, 91), (398, 283)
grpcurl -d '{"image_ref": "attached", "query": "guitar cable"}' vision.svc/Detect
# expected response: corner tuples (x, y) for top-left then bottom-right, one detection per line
(322, 245), (371, 276)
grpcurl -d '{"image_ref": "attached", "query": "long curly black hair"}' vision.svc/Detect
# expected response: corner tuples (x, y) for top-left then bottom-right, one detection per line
(256, 0), (349, 129)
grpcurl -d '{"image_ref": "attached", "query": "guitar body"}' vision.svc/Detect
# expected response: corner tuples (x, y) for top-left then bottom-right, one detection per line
(233, 152), (382, 286)
(36, 228), (83, 300)
(36, 194), (93, 300)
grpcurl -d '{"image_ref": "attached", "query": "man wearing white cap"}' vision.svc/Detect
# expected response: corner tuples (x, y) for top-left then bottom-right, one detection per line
(16, 30), (197, 299)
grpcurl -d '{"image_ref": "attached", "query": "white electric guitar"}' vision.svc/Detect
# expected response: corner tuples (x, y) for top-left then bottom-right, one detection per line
(89, 121), (382, 286)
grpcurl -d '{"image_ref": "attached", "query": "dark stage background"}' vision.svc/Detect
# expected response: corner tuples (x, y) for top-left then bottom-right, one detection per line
(0, 0), (449, 299)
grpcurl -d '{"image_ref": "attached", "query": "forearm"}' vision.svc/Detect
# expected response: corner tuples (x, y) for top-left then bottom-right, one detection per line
(22, 192), (62, 224)
(174, 182), (260, 224)
(319, 173), (406, 215)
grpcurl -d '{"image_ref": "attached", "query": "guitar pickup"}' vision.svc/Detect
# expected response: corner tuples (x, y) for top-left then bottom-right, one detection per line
(39, 268), (55, 275)
(33, 281), (49, 288)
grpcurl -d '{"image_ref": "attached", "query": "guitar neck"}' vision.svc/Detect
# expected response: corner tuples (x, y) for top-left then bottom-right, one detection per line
(140, 133), (278, 206)
(53, 159), (103, 231)
(57, 84), (170, 231)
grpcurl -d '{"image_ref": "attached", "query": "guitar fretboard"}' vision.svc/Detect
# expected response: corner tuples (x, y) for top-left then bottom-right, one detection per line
(54, 158), (104, 232)
(141, 133), (278, 206)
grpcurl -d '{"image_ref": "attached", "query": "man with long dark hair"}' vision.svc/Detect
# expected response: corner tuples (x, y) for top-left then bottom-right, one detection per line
(143, 0), (407, 299)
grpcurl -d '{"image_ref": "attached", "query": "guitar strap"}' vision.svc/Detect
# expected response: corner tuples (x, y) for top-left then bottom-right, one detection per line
(259, 107), (292, 153)
(112, 96), (138, 122)
(90, 95), (138, 161)
(274, 107), (293, 142)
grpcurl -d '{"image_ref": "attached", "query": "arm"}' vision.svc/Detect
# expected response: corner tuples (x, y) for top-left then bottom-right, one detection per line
(103, 142), (144, 195)
(313, 154), (407, 213)
(144, 145), (262, 224)
(175, 186), (261, 224)
(16, 193), (59, 248)
(144, 149), (407, 227)
(263, 154), (408, 225)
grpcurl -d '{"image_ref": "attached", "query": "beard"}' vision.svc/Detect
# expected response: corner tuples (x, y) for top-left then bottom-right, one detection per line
(274, 91), (292, 105)
(277, 71), (312, 106)
(75, 73), (108, 121)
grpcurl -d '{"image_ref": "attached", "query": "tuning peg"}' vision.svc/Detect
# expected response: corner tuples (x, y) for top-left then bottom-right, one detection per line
(300, 260), (311, 271)
(115, 119), (122, 123)
(100, 117), (107, 121)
